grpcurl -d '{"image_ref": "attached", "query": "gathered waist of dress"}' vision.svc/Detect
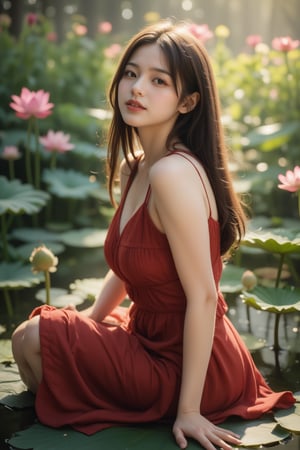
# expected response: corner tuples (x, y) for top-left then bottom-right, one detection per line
(125, 293), (227, 318)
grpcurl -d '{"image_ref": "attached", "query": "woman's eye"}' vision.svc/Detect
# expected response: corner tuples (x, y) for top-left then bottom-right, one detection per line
(124, 70), (136, 78)
(153, 78), (166, 85)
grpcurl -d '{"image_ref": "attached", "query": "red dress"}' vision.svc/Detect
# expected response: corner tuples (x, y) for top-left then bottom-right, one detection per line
(31, 153), (295, 434)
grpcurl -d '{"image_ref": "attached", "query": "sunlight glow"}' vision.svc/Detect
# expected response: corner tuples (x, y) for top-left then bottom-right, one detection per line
(122, 8), (133, 20)
(182, 0), (193, 11)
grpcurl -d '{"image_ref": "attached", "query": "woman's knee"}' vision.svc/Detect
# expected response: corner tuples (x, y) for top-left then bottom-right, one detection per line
(11, 320), (29, 359)
(23, 316), (41, 355)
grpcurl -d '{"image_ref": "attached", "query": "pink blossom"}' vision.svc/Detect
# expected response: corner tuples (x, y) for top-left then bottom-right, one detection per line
(1, 146), (21, 160)
(47, 31), (57, 42)
(26, 13), (38, 26)
(10, 87), (54, 120)
(73, 24), (88, 36)
(269, 88), (278, 100)
(98, 21), (112, 34)
(187, 24), (213, 43)
(272, 36), (300, 52)
(278, 166), (300, 192)
(39, 130), (74, 153)
(246, 34), (262, 48)
(104, 43), (122, 59)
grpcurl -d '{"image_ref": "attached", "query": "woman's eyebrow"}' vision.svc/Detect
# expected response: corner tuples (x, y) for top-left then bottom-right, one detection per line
(126, 61), (171, 76)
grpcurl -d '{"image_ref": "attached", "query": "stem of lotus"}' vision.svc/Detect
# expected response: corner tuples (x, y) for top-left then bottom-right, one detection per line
(50, 152), (57, 170)
(273, 312), (281, 354)
(8, 160), (15, 179)
(44, 270), (51, 305)
(1, 215), (8, 261)
(275, 254), (285, 288)
(4, 288), (14, 319)
(26, 119), (33, 185)
(33, 118), (41, 189)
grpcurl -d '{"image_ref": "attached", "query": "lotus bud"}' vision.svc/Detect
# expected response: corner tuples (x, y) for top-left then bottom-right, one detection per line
(241, 270), (257, 291)
(30, 245), (58, 274)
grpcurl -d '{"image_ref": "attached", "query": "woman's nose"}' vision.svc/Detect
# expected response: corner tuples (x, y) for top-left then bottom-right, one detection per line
(131, 78), (144, 97)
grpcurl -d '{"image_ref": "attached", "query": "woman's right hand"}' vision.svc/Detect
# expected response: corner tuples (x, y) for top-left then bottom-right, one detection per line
(173, 411), (241, 450)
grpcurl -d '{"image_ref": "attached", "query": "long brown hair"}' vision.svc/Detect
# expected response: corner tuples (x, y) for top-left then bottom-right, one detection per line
(106, 20), (246, 255)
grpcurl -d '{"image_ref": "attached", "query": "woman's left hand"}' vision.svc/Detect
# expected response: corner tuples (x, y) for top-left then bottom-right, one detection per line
(173, 411), (241, 450)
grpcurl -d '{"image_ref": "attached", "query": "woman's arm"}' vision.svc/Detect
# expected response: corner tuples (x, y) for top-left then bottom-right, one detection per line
(85, 269), (127, 322)
(149, 156), (241, 450)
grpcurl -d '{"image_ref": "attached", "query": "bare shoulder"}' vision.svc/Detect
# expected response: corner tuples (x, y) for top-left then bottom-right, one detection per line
(149, 152), (217, 219)
(149, 152), (206, 188)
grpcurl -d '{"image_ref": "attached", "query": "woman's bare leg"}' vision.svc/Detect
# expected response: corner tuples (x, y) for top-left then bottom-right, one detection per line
(11, 316), (42, 393)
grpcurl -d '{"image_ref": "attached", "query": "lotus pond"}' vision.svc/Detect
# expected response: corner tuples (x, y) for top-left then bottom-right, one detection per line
(0, 234), (300, 449)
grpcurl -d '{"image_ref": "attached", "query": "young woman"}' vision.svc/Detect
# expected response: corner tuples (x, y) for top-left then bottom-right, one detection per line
(12, 20), (295, 450)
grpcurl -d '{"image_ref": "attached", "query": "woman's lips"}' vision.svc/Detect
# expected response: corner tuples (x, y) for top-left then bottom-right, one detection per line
(126, 99), (146, 110)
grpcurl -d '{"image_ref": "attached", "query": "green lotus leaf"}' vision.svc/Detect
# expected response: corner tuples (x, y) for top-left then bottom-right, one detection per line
(241, 286), (300, 313)
(219, 415), (290, 446)
(8, 423), (198, 450)
(44, 221), (73, 232)
(274, 402), (300, 433)
(61, 228), (107, 247)
(245, 121), (299, 151)
(0, 391), (35, 409)
(247, 215), (274, 230)
(220, 264), (246, 293)
(0, 262), (42, 288)
(71, 141), (107, 159)
(69, 278), (104, 301)
(10, 227), (62, 243)
(242, 230), (300, 254)
(35, 288), (84, 307)
(42, 168), (97, 199)
(0, 176), (49, 215)
(89, 186), (111, 203)
(240, 333), (266, 352)
(1, 129), (28, 147)
(247, 216), (299, 233)
(7, 415), (292, 450)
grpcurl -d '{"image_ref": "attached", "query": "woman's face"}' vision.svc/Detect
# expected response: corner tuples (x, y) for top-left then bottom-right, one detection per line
(118, 43), (182, 134)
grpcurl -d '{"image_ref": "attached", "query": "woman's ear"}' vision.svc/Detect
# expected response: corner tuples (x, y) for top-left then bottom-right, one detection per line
(178, 91), (200, 114)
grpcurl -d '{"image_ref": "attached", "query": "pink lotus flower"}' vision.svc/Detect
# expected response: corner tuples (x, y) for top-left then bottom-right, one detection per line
(1, 145), (21, 160)
(39, 130), (74, 153)
(10, 87), (54, 120)
(246, 34), (262, 48)
(278, 166), (300, 192)
(187, 23), (213, 43)
(104, 43), (122, 59)
(272, 36), (300, 52)
(26, 13), (38, 26)
(47, 31), (57, 42)
(73, 24), (88, 36)
(98, 21), (112, 34)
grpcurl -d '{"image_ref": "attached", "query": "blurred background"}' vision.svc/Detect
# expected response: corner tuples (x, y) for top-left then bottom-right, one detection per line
(0, 4), (299, 447)
(2, 0), (300, 52)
